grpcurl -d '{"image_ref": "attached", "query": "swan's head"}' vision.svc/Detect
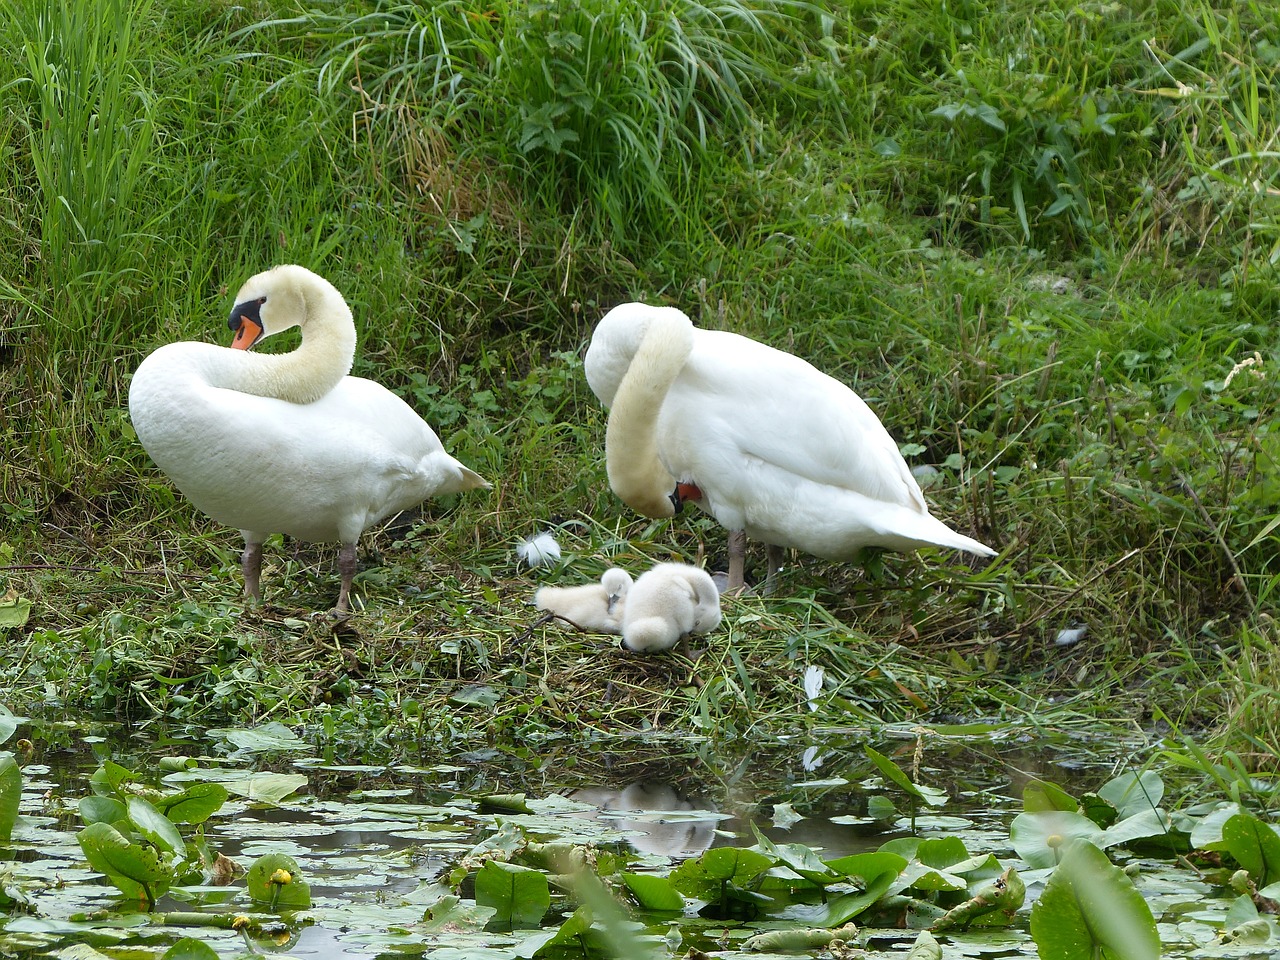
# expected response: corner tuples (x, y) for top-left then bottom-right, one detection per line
(228, 265), (326, 350)
(601, 567), (633, 608)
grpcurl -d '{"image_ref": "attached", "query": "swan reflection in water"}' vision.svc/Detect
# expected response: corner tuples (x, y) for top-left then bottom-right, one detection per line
(569, 780), (722, 859)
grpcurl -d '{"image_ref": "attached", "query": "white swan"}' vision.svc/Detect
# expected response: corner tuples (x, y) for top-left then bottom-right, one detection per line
(128, 264), (489, 612)
(583, 302), (996, 592)
(621, 562), (722, 653)
(534, 567), (633, 633)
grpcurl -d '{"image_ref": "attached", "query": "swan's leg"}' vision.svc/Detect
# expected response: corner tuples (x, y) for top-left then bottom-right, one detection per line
(241, 538), (264, 605)
(726, 529), (747, 593)
(764, 544), (784, 595)
(335, 541), (357, 613)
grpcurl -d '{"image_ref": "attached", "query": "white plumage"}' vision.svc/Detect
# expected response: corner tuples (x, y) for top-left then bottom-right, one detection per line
(128, 264), (488, 612)
(621, 562), (722, 653)
(534, 567), (633, 633)
(583, 302), (996, 591)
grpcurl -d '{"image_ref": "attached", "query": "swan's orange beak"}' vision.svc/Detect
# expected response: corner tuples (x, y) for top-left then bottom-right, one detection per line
(229, 316), (263, 350)
(670, 482), (703, 514)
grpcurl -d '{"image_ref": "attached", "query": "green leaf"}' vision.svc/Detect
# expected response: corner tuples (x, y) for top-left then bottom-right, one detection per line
(1029, 839), (1159, 960)
(750, 826), (842, 886)
(1097, 771), (1163, 820)
(158, 783), (229, 824)
(126, 796), (184, 855)
(0, 705), (19, 745)
(0, 754), (20, 842)
(79, 795), (127, 826)
(1010, 811), (1106, 869)
(162, 938), (221, 960)
(211, 723), (309, 753)
(907, 930), (943, 960)
(221, 773), (308, 804)
(824, 851), (908, 883)
(246, 853), (311, 909)
(1024, 779), (1077, 813)
(803, 867), (898, 927)
(622, 873), (684, 911)
(516, 903), (594, 957)
(865, 746), (939, 805)
(1222, 812), (1280, 888)
(77, 821), (171, 902)
(0, 596), (31, 629)
(475, 860), (550, 928)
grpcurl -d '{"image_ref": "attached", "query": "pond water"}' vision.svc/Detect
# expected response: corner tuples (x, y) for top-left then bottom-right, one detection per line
(0, 718), (1268, 959)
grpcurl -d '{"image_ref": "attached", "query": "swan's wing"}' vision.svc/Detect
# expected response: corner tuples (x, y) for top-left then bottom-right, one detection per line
(672, 331), (925, 509)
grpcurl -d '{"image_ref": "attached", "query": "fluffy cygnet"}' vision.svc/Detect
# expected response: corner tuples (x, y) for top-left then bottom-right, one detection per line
(534, 567), (632, 633)
(621, 562), (722, 653)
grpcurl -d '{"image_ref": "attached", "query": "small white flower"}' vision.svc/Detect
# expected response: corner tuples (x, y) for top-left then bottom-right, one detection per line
(516, 531), (561, 567)
(803, 665), (825, 711)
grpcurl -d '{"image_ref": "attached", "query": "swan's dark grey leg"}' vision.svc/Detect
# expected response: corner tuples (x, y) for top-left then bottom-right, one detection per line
(727, 529), (747, 593)
(335, 541), (357, 613)
(764, 544), (784, 595)
(242, 539), (264, 605)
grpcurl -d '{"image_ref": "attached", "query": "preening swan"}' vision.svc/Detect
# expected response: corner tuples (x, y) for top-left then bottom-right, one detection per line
(621, 562), (722, 653)
(534, 567), (633, 633)
(128, 264), (489, 612)
(583, 303), (996, 592)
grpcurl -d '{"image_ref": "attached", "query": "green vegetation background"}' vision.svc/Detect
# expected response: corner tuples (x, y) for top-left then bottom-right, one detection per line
(1, 0), (1277, 751)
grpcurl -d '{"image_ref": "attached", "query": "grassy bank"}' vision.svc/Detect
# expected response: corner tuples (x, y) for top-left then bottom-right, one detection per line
(1, 0), (1277, 752)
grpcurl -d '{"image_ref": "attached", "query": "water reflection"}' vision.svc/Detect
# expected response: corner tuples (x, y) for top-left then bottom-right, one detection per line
(569, 780), (719, 858)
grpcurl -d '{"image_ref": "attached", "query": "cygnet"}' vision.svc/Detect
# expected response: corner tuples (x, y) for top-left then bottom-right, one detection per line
(621, 562), (722, 653)
(534, 567), (632, 633)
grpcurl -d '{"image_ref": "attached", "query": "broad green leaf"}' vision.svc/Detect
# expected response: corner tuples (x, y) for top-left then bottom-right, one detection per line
(246, 853), (311, 910)
(1010, 811), (1106, 869)
(907, 930), (943, 960)
(670, 847), (774, 904)
(1101, 808), (1172, 848)
(1029, 839), (1159, 960)
(1024, 780), (1077, 813)
(221, 773), (308, 804)
(825, 851), (908, 883)
(0, 706), (18, 745)
(77, 821), (170, 900)
(0, 754), (20, 842)
(1097, 771), (1163, 820)
(419, 894), (495, 932)
(162, 938), (220, 960)
(750, 825), (841, 885)
(475, 860), (550, 928)
(79, 795), (127, 826)
(480, 793), (534, 814)
(527, 904), (594, 957)
(0, 596), (31, 629)
(1222, 812), (1280, 888)
(211, 723), (308, 753)
(158, 783), (229, 824)
(1189, 802), (1242, 850)
(622, 873), (684, 911)
(127, 797), (184, 855)
(802, 867), (898, 927)
(741, 927), (849, 951)
(91, 761), (138, 795)
(916, 836), (970, 869)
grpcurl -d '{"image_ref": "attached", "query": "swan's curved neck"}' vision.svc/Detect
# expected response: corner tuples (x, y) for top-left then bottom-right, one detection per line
(605, 311), (693, 518)
(235, 280), (356, 405)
